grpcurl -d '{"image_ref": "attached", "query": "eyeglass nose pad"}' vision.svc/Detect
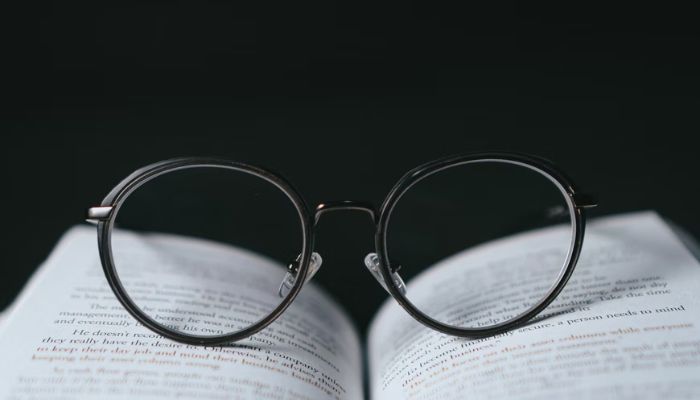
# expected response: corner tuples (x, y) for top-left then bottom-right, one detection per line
(278, 252), (323, 298)
(364, 253), (407, 296)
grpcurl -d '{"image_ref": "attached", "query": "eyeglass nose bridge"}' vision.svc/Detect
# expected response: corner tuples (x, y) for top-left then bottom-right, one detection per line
(314, 200), (378, 225)
(313, 200), (407, 296)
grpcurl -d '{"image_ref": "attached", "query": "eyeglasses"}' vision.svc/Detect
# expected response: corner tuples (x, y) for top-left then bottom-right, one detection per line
(87, 152), (597, 345)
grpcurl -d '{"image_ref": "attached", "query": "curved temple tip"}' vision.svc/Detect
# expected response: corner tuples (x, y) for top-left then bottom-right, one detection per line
(278, 252), (323, 298)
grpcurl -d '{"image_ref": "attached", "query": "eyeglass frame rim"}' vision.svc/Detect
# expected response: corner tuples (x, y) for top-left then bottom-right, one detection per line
(90, 152), (594, 346)
(94, 157), (315, 346)
(375, 152), (588, 338)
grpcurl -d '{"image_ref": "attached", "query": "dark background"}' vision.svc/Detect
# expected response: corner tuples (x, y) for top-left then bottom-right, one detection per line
(2, 3), (698, 334)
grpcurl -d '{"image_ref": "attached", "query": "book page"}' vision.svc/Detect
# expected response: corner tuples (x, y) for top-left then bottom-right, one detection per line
(0, 226), (363, 400)
(368, 211), (700, 400)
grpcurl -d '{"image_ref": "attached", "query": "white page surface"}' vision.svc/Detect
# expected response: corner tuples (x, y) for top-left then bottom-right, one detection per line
(0, 226), (363, 400)
(369, 211), (700, 400)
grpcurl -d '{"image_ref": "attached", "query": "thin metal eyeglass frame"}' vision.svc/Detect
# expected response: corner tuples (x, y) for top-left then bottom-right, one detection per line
(87, 152), (597, 346)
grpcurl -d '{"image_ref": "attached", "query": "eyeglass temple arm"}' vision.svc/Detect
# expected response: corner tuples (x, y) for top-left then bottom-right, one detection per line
(573, 193), (598, 209)
(85, 206), (114, 224)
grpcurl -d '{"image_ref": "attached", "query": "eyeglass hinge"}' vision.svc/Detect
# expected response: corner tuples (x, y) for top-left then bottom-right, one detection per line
(572, 193), (598, 209)
(85, 206), (114, 224)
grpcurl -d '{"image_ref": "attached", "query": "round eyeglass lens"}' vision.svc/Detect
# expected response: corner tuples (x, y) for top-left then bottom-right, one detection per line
(109, 165), (305, 338)
(386, 159), (576, 330)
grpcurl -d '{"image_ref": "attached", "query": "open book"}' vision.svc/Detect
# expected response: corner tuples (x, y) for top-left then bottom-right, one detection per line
(1, 211), (699, 399)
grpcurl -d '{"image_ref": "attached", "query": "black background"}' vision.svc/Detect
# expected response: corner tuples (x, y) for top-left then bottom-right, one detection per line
(2, 2), (698, 334)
